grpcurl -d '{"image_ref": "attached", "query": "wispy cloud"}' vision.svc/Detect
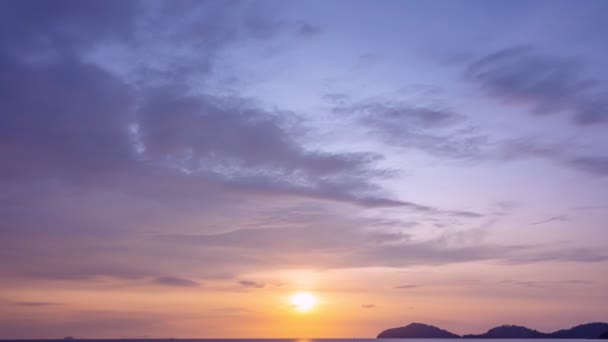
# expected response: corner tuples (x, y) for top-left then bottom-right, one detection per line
(498, 138), (608, 177)
(238, 280), (265, 289)
(531, 214), (569, 226)
(467, 45), (608, 125)
(500, 279), (595, 289)
(330, 97), (488, 161)
(12, 301), (62, 307)
(153, 276), (199, 287)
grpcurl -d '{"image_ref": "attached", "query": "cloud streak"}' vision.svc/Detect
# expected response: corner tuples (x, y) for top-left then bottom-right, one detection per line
(238, 280), (265, 289)
(153, 276), (199, 287)
(467, 46), (608, 125)
(331, 97), (488, 160)
(12, 301), (62, 307)
(530, 214), (569, 226)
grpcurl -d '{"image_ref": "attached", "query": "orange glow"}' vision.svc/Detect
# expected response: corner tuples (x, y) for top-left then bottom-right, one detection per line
(289, 292), (317, 312)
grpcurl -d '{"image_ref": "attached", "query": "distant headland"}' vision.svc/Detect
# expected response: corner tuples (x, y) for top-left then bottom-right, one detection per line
(377, 322), (608, 339)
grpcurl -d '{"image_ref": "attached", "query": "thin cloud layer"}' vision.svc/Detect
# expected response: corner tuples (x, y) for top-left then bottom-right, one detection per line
(331, 97), (488, 160)
(157, 224), (608, 269)
(12, 302), (62, 307)
(239, 280), (265, 289)
(154, 276), (199, 287)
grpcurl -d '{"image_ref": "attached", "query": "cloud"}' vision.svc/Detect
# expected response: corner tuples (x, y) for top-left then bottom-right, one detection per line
(153, 276), (199, 287)
(499, 138), (608, 177)
(0, 0), (139, 55)
(158, 225), (409, 252)
(133, 86), (405, 208)
(0, 1), (605, 306)
(331, 95), (608, 178)
(12, 301), (62, 307)
(563, 280), (594, 285)
(212, 307), (252, 314)
(467, 45), (608, 125)
(448, 210), (485, 218)
(328, 92), (608, 177)
(500, 279), (595, 289)
(530, 214), (569, 226)
(0, 0), (418, 258)
(361, 304), (376, 309)
(238, 280), (265, 289)
(295, 22), (321, 37)
(504, 247), (608, 264)
(572, 205), (608, 211)
(394, 285), (419, 289)
(331, 98), (488, 160)
(567, 155), (608, 176)
(158, 223), (608, 270)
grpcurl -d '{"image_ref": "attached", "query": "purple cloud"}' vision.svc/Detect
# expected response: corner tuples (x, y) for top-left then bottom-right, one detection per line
(467, 46), (608, 125)
(154, 276), (199, 287)
(238, 280), (265, 289)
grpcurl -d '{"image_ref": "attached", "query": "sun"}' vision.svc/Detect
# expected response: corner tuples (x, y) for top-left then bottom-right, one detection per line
(289, 292), (317, 312)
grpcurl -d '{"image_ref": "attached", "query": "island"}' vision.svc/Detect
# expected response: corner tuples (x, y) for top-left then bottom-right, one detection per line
(549, 322), (608, 339)
(463, 325), (545, 338)
(377, 323), (460, 338)
(377, 322), (608, 339)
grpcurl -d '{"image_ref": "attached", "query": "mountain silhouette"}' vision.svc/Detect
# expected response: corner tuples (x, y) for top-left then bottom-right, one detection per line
(377, 322), (608, 338)
(463, 325), (545, 338)
(549, 322), (608, 339)
(377, 323), (460, 338)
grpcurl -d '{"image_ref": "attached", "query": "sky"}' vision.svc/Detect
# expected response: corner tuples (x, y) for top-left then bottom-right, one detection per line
(1, 0), (608, 339)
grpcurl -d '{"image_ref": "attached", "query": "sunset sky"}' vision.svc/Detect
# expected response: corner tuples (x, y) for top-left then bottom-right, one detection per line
(1, 0), (608, 339)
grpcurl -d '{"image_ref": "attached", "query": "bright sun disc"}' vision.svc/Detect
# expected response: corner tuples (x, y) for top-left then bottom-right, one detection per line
(290, 292), (316, 312)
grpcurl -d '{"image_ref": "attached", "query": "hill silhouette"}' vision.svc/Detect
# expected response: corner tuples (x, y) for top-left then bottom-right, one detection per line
(377, 323), (460, 338)
(549, 322), (608, 338)
(464, 325), (544, 338)
(377, 322), (608, 338)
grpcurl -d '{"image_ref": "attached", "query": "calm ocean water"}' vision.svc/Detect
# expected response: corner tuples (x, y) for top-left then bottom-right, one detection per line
(0, 339), (591, 342)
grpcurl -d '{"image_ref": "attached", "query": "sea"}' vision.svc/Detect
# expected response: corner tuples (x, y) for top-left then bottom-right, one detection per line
(0, 339), (592, 342)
